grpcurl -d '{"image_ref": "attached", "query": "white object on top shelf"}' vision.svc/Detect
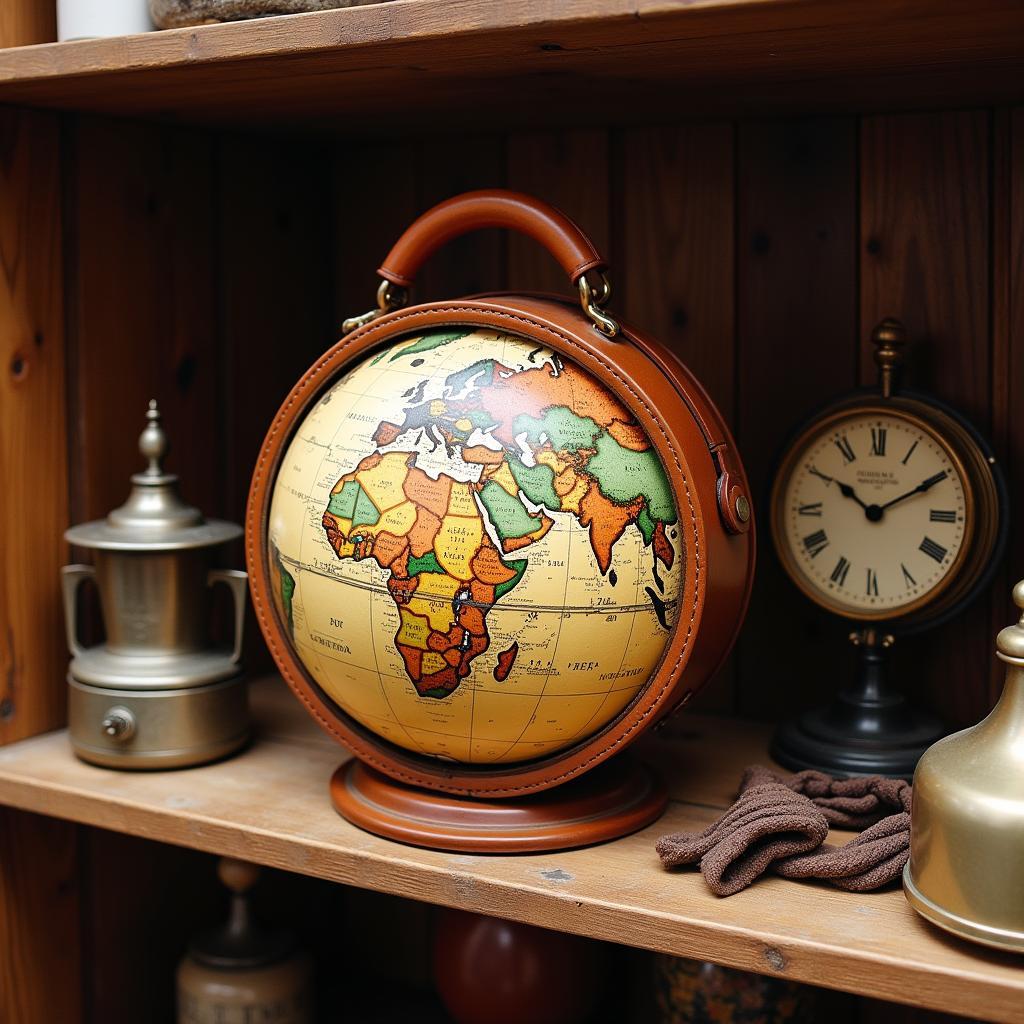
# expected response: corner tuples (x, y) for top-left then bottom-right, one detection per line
(57, 0), (154, 41)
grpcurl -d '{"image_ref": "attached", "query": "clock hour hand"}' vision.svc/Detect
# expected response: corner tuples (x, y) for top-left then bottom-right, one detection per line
(836, 481), (884, 522)
(880, 470), (948, 512)
(837, 481), (867, 509)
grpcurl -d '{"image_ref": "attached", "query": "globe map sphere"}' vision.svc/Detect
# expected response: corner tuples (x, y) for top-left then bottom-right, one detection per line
(267, 327), (683, 765)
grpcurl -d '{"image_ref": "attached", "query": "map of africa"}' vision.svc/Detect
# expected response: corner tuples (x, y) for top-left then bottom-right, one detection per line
(267, 327), (683, 764)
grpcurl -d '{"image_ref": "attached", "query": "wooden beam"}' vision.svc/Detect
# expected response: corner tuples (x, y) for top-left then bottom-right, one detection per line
(0, 108), (67, 744)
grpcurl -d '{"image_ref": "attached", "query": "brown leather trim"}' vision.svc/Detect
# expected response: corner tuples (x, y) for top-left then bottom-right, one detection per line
(377, 189), (607, 289)
(246, 298), (753, 796)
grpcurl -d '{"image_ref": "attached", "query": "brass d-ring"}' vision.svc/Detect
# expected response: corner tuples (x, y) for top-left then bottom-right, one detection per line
(341, 279), (409, 334)
(578, 272), (620, 338)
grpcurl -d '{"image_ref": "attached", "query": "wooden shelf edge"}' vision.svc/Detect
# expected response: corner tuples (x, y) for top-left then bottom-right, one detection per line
(0, 679), (1021, 1021)
(0, 763), (1021, 1023)
(0, 0), (1020, 127)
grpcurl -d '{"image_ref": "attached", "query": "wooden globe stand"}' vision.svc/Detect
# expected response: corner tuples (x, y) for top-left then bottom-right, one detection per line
(329, 755), (667, 853)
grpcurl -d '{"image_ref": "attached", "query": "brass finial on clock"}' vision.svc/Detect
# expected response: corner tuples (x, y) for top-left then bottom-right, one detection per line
(872, 317), (907, 399)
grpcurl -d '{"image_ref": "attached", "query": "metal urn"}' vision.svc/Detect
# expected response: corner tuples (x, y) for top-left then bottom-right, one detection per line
(62, 401), (250, 769)
(904, 579), (1024, 952)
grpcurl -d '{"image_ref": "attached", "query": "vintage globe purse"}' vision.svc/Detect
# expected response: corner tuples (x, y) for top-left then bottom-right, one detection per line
(246, 190), (755, 851)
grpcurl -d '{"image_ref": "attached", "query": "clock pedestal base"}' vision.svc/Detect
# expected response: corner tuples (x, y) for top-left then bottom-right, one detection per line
(771, 631), (945, 779)
(330, 756), (667, 853)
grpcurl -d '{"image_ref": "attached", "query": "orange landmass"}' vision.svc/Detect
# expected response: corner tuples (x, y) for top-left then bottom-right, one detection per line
(370, 531), (408, 570)
(607, 418), (650, 452)
(462, 444), (505, 466)
(493, 641), (519, 682)
(577, 482), (644, 575)
(403, 466), (452, 519)
(408, 506), (443, 557)
(653, 520), (675, 569)
(374, 421), (402, 445)
(470, 545), (519, 586)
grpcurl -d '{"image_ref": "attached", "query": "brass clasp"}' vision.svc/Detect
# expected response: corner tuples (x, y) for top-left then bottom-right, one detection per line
(578, 272), (620, 338)
(342, 280), (408, 334)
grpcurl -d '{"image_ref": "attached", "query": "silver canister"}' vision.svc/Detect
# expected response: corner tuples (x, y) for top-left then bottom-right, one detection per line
(63, 401), (250, 769)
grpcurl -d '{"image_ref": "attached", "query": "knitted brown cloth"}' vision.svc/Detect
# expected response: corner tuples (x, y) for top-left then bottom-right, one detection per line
(656, 766), (912, 896)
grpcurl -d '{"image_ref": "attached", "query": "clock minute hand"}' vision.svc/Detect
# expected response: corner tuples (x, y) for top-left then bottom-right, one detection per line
(880, 470), (948, 511)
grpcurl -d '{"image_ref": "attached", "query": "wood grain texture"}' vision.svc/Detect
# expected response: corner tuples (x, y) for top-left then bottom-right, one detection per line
(0, 2), (55, 48)
(81, 830), (223, 1024)
(66, 117), (221, 524)
(0, 677), (1022, 1023)
(0, 109), (67, 744)
(505, 129), (610, 294)
(734, 117), (858, 719)
(414, 135), (506, 301)
(988, 107), (1024, 707)
(333, 140), (418, 326)
(617, 121), (736, 713)
(0, 809), (80, 1024)
(218, 132), (335, 670)
(0, 2), (1021, 127)
(859, 111), (993, 728)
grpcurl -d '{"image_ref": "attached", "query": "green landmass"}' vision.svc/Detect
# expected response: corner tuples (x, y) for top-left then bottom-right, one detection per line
(495, 558), (528, 600)
(327, 480), (361, 518)
(508, 457), (561, 510)
(513, 406), (602, 452)
(276, 557), (296, 635)
(635, 505), (656, 545)
(407, 551), (444, 576)
(479, 481), (543, 540)
(389, 329), (474, 362)
(586, 432), (676, 523)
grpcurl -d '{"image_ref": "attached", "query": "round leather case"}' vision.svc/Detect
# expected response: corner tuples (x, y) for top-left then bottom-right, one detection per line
(246, 190), (755, 797)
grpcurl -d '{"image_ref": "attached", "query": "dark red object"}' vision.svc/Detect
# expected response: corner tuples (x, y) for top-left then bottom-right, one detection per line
(433, 908), (608, 1024)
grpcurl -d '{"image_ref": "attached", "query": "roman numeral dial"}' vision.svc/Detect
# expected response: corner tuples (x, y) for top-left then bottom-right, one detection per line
(774, 408), (969, 620)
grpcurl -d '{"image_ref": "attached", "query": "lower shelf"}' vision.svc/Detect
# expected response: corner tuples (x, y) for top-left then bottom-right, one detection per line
(0, 676), (1020, 1022)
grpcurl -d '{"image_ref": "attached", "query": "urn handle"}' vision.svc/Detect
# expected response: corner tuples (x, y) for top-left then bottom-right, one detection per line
(61, 564), (96, 658)
(207, 568), (248, 665)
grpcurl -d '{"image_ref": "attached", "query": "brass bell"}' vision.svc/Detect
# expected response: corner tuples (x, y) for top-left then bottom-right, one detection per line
(904, 580), (1024, 952)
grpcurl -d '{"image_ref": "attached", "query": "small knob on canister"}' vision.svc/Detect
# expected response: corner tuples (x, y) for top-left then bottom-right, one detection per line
(101, 706), (136, 742)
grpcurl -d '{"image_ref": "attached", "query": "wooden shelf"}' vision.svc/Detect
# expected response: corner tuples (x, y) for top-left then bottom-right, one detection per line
(0, 1), (1022, 129)
(0, 677), (1021, 1021)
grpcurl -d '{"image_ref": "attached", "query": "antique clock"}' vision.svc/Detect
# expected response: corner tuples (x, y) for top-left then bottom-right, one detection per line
(769, 319), (1007, 777)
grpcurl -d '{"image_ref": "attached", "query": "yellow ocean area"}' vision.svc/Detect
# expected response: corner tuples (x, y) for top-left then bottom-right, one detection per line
(434, 515), (483, 580)
(356, 452), (410, 511)
(406, 572), (460, 631)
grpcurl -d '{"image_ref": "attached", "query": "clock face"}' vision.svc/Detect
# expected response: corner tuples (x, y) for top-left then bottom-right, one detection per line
(774, 408), (971, 620)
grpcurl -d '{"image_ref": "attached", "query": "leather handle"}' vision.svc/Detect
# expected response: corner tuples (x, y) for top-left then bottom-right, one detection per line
(377, 189), (607, 290)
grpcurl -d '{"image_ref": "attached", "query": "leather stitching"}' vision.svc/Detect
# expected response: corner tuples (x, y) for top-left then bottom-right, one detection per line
(247, 306), (702, 797)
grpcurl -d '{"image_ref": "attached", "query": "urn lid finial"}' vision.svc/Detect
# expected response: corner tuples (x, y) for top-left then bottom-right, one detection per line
(65, 401), (241, 551)
(996, 580), (1024, 664)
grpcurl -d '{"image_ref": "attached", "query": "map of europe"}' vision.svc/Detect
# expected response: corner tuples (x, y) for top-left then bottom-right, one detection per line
(267, 328), (683, 764)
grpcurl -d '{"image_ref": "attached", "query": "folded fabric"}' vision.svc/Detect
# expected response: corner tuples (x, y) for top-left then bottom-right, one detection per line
(655, 782), (828, 896)
(656, 765), (912, 896)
